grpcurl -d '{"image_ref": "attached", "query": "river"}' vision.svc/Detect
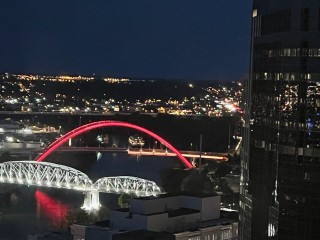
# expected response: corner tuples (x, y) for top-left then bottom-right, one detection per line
(0, 152), (180, 239)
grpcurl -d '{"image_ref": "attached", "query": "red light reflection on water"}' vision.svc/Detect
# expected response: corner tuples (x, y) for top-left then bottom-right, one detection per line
(35, 190), (69, 222)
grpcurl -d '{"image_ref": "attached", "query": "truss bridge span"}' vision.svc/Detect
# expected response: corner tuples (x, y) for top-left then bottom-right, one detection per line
(0, 161), (163, 210)
(0, 161), (92, 190)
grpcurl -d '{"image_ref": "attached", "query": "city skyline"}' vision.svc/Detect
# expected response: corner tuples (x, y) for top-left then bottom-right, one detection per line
(0, 1), (248, 238)
(0, 0), (252, 81)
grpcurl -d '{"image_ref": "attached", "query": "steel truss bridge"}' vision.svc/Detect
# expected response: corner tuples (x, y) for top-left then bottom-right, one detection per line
(0, 161), (162, 210)
(0, 121), (194, 210)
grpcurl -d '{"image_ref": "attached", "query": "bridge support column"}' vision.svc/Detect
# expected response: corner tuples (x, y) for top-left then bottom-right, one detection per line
(191, 158), (196, 167)
(96, 151), (102, 161)
(81, 190), (100, 211)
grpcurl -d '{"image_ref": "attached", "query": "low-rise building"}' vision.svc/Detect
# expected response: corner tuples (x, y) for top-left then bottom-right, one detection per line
(27, 231), (69, 240)
(71, 193), (238, 240)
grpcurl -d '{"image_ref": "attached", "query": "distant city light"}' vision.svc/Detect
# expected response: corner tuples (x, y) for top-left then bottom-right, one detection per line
(5, 136), (14, 142)
(0, 72), (244, 117)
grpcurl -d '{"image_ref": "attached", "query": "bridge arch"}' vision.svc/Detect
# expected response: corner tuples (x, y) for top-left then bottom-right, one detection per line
(36, 121), (193, 168)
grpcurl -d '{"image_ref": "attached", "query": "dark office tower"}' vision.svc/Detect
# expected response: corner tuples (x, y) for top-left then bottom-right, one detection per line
(239, 0), (320, 239)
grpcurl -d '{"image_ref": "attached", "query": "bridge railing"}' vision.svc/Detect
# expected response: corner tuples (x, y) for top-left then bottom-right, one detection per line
(92, 176), (162, 196)
(0, 161), (92, 190)
(0, 161), (163, 197)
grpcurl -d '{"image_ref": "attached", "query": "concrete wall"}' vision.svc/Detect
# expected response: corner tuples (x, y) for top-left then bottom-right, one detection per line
(110, 210), (152, 231)
(145, 213), (168, 232)
(112, 210), (202, 233)
(201, 196), (220, 221)
(130, 196), (180, 215)
(86, 226), (110, 240)
(70, 224), (86, 240)
(110, 211), (132, 230)
(180, 195), (220, 221)
(111, 195), (221, 233)
(70, 224), (111, 240)
(174, 223), (238, 240)
(166, 213), (201, 232)
(130, 195), (220, 218)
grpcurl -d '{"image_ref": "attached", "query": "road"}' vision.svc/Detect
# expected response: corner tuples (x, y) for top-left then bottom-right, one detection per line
(53, 147), (228, 161)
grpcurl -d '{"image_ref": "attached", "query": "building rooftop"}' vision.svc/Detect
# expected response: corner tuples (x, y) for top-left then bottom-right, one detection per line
(113, 230), (174, 240)
(133, 191), (217, 200)
(168, 208), (199, 218)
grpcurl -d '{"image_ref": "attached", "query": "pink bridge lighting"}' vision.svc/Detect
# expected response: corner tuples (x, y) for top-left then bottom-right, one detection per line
(36, 121), (193, 169)
(35, 190), (69, 223)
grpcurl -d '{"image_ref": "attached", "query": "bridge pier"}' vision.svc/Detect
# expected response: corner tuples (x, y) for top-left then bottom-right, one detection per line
(82, 190), (100, 211)
(96, 151), (103, 161)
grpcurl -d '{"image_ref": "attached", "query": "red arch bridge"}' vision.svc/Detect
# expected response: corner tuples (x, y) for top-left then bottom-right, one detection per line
(0, 161), (162, 210)
(0, 121), (194, 210)
(36, 120), (194, 168)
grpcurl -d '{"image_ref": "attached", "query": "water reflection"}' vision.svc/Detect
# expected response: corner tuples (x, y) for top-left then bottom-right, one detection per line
(35, 190), (69, 224)
(88, 152), (179, 183)
(0, 152), (178, 238)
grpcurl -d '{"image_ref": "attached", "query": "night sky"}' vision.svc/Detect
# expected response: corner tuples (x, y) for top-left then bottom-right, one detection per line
(0, 0), (252, 81)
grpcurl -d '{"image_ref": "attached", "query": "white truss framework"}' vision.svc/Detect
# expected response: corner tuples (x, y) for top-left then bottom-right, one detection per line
(0, 161), (163, 197)
(92, 176), (162, 196)
(0, 161), (92, 190)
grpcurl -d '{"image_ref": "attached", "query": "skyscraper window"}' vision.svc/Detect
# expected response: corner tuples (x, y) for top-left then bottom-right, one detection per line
(240, 1), (320, 239)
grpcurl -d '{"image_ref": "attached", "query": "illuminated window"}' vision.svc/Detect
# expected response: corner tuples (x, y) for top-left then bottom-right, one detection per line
(188, 237), (200, 240)
(284, 48), (291, 56)
(222, 229), (232, 239)
(290, 48), (297, 56)
(252, 9), (258, 17)
(308, 73), (311, 80)
(268, 223), (276, 237)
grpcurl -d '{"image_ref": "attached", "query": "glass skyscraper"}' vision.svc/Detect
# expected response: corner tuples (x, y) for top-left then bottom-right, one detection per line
(240, 0), (320, 239)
